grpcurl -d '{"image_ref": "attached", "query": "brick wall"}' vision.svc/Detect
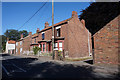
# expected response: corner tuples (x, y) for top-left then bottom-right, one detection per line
(66, 15), (92, 58)
(23, 35), (32, 51)
(16, 34), (32, 55)
(94, 15), (120, 65)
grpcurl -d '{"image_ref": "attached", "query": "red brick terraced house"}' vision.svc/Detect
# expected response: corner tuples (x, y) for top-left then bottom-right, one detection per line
(15, 32), (32, 55)
(30, 11), (92, 58)
(30, 28), (40, 50)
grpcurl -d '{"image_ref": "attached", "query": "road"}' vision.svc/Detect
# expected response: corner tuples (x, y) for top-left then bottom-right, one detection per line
(0, 53), (119, 79)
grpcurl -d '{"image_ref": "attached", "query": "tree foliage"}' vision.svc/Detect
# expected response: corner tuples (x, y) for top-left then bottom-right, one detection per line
(79, 2), (120, 35)
(0, 35), (7, 52)
(4, 29), (28, 41)
(33, 46), (41, 55)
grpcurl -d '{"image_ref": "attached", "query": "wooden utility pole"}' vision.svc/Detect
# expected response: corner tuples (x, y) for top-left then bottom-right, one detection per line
(52, 0), (54, 60)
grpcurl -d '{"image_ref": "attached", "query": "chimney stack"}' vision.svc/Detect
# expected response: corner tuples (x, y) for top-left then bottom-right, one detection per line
(45, 22), (49, 28)
(21, 34), (23, 39)
(72, 11), (78, 18)
(29, 32), (32, 36)
(36, 28), (40, 33)
(81, 19), (85, 27)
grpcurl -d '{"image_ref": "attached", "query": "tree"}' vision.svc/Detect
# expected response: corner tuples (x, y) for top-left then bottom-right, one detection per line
(19, 30), (28, 38)
(79, 2), (119, 35)
(0, 35), (7, 52)
(4, 29), (20, 41)
(4, 29), (28, 41)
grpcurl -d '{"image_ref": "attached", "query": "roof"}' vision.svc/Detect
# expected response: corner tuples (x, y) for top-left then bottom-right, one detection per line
(30, 43), (38, 46)
(8, 40), (16, 44)
(32, 33), (38, 38)
(38, 40), (51, 43)
(38, 18), (72, 33)
(17, 35), (31, 42)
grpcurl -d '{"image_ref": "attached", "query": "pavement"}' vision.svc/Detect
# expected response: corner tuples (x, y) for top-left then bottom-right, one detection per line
(1, 53), (120, 79)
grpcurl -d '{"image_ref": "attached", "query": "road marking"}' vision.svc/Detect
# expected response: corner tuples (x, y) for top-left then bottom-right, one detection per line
(2, 57), (26, 73)
(2, 65), (10, 76)
(11, 63), (26, 72)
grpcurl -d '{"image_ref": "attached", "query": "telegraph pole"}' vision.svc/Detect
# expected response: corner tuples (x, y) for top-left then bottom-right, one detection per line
(52, 0), (54, 60)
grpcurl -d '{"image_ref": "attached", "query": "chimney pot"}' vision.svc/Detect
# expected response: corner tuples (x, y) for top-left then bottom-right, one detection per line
(81, 19), (85, 27)
(36, 28), (40, 33)
(72, 11), (78, 18)
(29, 32), (32, 36)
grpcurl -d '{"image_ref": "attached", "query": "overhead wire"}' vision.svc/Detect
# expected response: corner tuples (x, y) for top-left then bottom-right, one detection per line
(17, 0), (49, 30)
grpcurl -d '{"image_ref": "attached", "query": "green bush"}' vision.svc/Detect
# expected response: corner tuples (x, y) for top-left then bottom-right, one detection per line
(58, 50), (62, 57)
(33, 46), (41, 55)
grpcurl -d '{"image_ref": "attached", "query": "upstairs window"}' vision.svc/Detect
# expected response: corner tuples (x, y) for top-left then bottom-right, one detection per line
(42, 33), (45, 40)
(20, 41), (22, 45)
(57, 28), (60, 37)
(34, 38), (36, 43)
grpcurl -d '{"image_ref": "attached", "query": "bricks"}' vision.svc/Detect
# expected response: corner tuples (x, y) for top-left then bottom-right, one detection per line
(16, 11), (92, 59)
(16, 32), (32, 55)
(94, 15), (120, 65)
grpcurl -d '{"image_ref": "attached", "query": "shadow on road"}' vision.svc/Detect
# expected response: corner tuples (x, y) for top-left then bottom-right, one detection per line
(84, 60), (93, 65)
(2, 56), (120, 79)
(0, 54), (10, 57)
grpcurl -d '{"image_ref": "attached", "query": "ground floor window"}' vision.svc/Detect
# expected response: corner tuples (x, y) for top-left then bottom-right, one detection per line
(59, 42), (62, 51)
(54, 42), (58, 50)
(43, 44), (45, 51)
(16, 48), (17, 52)
(20, 48), (22, 53)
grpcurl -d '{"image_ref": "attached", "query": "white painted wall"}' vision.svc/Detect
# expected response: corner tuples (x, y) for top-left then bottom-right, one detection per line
(6, 41), (15, 53)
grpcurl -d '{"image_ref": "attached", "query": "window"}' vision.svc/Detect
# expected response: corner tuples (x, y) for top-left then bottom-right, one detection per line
(42, 33), (45, 40)
(20, 41), (22, 45)
(59, 42), (62, 51)
(20, 48), (22, 53)
(16, 42), (18, 46)
(57, 29), (60, 37)
(43, 44), (45, 51)
(34, 38), (36, 43)
(54, 43), (58, 50)
(39, 44), (42, 48)
(16, 48), (17, 52)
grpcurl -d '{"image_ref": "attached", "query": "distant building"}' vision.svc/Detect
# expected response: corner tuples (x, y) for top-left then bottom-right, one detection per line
(6, 39), (16, 54)
(15, 32), (32, 55)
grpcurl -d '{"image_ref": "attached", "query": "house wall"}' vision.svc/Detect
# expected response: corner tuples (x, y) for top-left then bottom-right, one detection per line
(23, 35), (32, 52)
(36, 11), (92, 58)
(16, 35), (32, 55)
(93, 15), (120, 65)
(6, 42), (15, 53)
(66, 15), (92, 58)
(16, 41), (22, 55)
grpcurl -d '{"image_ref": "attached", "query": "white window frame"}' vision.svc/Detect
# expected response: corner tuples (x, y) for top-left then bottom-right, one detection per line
(20, 48), (22, 52)
(16, 48), (17, 52)
(16, 42), (18, 46)
(20, 41), (22, 45)
(59, 42), (62, 51)
(55, 26), (61, 29)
